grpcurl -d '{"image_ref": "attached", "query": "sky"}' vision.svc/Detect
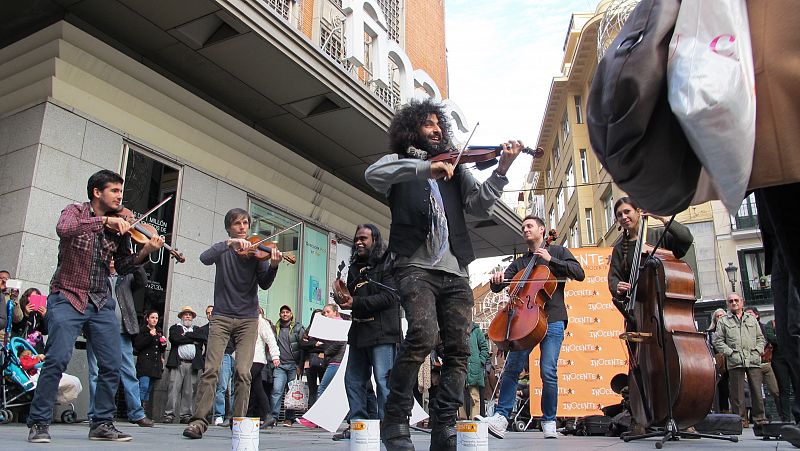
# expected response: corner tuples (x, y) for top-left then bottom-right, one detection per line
(444, 0), (600, 283)
(445, 0), (598, 186)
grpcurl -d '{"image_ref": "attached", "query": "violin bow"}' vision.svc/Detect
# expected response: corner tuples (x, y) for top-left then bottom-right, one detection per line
(451, 121), (480, 168)
(127, 195), (173, 229)
(249, 221), (303, 248)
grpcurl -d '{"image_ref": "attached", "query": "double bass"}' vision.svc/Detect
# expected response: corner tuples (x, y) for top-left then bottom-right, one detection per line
(487, 230), (558, 351)
(619, 216), (716, 431)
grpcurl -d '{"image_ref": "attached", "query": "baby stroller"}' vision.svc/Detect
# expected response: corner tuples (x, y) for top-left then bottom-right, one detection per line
(1, 305), (78, 424)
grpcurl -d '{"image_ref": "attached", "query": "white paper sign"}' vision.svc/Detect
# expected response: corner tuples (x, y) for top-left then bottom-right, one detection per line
(307, 311), (351, 341)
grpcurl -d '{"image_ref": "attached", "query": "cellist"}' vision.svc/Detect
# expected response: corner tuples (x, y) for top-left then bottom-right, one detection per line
(481, 215), (584, 439)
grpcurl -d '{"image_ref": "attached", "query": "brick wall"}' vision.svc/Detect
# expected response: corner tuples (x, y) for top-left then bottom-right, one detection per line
(404, 0), (448, 98)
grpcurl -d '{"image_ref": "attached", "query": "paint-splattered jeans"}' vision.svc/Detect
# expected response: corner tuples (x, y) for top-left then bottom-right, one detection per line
(384, 266), (473, 426)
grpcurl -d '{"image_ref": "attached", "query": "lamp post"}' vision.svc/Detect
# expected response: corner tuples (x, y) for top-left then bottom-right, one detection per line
(724, 262), (738, 293)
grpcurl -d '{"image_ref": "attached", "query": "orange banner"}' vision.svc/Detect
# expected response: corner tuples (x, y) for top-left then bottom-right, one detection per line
(528, 247), (627, 418)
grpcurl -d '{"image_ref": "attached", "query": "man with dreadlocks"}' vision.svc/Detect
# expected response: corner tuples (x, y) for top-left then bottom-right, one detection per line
(332, 224), (400, 439)
(365, 99), (523, 451)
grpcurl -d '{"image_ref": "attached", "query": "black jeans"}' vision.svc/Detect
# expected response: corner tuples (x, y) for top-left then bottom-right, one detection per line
(247, 363), (269, 420)
(756, 183), (800, 422)
(384, 266), (473, 426)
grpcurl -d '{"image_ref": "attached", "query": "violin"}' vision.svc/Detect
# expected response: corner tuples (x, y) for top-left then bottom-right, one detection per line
(429, 145), (545, 170)
(113, 207), (186, 263)
(487, 229), (558, 351)
(236, 236), (296, 264)
(333, 261), (351, 306)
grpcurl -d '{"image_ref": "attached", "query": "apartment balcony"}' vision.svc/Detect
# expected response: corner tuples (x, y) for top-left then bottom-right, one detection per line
(732, 213), (759, 231)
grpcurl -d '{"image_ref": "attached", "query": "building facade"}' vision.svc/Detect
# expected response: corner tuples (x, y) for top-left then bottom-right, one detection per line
(0, 0), (521, 419)
(522, 1), (766, 326)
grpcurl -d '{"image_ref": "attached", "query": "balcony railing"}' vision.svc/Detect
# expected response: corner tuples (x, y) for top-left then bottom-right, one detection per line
(732, 213), (758, 231)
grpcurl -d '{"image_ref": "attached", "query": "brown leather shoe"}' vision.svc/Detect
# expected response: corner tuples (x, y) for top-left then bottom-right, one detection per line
(742, 419), (750, 428)
(131, 417), (154, 427)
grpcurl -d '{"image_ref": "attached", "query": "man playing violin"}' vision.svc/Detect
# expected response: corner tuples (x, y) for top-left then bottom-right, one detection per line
(27, 170), (165, 444)
(182, 208), (282, 439)
(482, 216), (584, 439)
(365, 98), (523, 451)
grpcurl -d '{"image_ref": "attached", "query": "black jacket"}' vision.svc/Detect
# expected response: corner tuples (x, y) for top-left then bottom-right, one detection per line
(490, 244), (585, 325)
(275, 320), (304, 365)
(347, 258), (401, 349)
(134, 326), (167, 378)
(165, 323), (206, 371)
(607, 221), (694, 295)
(111, 266), (147, 336)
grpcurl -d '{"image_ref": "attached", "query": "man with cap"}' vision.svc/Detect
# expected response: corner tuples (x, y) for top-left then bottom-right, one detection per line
(269, 304), (305, 426)
(163, 306), (206, 424)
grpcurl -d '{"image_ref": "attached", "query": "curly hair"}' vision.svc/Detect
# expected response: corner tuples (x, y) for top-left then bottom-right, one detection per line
(388, 99), (453, 155)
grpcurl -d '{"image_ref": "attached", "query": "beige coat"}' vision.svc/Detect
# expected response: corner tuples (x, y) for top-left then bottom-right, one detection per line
(747, 0), (800, 190)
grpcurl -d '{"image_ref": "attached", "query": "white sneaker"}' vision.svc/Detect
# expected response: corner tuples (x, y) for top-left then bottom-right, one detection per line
(542, 420), (558, 439)
(480, 413), (508, 439)
(213, 417), (223, 426)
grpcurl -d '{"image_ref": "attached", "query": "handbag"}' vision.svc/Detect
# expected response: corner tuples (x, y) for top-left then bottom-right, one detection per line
(587, 0), (700, 216)
(283, 378), (309, 411)
(667, 0), (755, 214)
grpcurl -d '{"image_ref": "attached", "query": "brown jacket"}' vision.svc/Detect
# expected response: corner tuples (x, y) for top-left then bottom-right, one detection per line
(747, 0), (800, 190)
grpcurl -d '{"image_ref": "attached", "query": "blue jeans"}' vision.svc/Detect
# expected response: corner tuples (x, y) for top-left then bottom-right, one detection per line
(139, 375), (152, 402)
(87, 334), (146, 421)
(345, 343), (396, 420)
(28, 292), (121, 426)
(495, 320), (565, 421)
(270, 362), (297, 417)
(317, 363), (340, 399)
(214, 353), (234, 418)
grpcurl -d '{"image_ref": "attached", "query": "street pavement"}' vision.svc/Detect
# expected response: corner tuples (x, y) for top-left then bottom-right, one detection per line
(0, 422), (797, 450)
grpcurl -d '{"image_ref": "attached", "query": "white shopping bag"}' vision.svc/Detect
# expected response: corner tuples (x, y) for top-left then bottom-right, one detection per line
(667, 0), (755, 214)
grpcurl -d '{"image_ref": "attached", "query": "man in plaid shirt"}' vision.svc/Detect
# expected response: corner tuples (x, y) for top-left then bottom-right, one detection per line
(27, 170), (164, 444)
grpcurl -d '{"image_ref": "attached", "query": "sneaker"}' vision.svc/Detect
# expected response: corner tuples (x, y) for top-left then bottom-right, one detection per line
(332, 429), (350, 441)
(162, 414), (174, 424)
(282, 419), (293, 427)
(297, 418), (318, 428)
(179, 416), (191, 424)
(214, 417), (223, 426)
(88, 422), (133, 441)
(28, 424), (51, 443)
(480, 413), (508, 439)
(542, 420), (558, 439)
(131, 417), (154, 427)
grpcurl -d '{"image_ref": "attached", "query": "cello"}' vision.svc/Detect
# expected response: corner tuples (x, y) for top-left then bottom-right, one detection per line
(487, 230), (558, 351)
(619, 216), (716, 434)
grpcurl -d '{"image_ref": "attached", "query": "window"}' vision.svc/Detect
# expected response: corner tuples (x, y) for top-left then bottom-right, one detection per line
(731, 192), (759, 230)
(579, 149), (589, 183)
(556, 186), (565, 221)
(603, 191), (615, 231)
(552, 141), (560, 167)
(549, 207), (556, 231)
(546, 163), (552, 186)
(250, 202), (302, 323)
(561, 111), (570, 138)
(574, 95), (583, 124)
(585, 208), (595, 244)
(376, 0), (401, 43)
(570, 220), (581, 248)
(565, 162), (575, 200)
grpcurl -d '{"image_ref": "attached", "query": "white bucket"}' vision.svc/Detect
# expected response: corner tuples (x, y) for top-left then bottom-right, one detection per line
(231, 417), (260, 451)
(456, 420), (489, 451)
(350, 419), (381, 451)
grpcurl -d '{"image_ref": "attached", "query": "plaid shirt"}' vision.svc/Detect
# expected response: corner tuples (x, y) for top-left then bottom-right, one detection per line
(50, 202), (138, 314)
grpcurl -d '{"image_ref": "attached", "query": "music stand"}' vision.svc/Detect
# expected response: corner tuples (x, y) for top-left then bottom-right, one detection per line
(622, 239), (738, 448)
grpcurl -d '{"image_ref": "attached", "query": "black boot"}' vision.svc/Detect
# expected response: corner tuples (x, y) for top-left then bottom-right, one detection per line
(381, 418), (414, 451)
(429, 417), (456, 451)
